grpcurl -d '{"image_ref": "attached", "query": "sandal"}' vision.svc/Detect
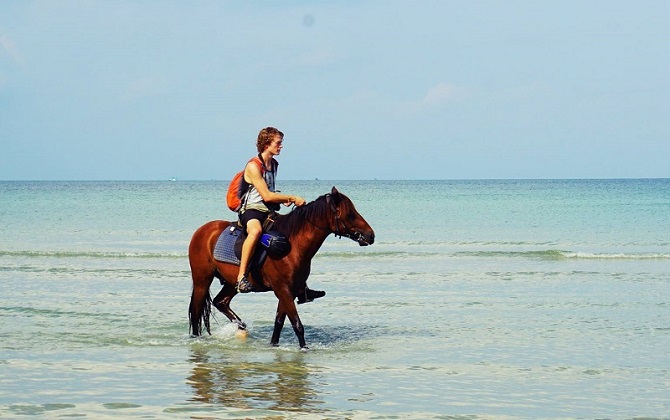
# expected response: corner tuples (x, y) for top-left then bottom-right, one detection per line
(236, 276), (254, 293)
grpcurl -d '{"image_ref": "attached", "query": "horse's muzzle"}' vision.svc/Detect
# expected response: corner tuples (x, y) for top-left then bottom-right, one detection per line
(352, 230), (375, 246)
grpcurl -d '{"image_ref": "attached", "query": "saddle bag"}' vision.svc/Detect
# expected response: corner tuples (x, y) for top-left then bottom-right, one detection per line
(259, 230), (291, 258)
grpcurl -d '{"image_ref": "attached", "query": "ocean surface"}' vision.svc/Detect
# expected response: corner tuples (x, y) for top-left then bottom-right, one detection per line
(1, 179), (668, 419)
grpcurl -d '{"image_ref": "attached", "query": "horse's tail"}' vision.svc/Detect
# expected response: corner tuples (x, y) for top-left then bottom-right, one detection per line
(189, 285), (212, 336)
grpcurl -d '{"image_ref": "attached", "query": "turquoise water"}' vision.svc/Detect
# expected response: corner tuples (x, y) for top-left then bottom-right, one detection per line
(1, 179), (669, 419)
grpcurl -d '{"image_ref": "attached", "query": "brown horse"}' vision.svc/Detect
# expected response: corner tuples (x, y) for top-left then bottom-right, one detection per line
(188, 187), (375, 349)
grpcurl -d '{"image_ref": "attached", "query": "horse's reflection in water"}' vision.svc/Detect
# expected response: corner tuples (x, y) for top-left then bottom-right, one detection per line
(187, 347), (323, 412)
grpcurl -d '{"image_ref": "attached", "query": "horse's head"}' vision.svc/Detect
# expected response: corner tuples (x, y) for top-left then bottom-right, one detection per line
(326, 187), (375, 246)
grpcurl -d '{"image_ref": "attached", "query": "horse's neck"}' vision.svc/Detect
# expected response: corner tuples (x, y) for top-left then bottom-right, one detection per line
(291, 222), (330, 261)
(272, 207), (327, 261)
(277, 200), (333, 260)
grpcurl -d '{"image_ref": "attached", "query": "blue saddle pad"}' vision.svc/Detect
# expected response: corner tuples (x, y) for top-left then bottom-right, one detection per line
(213, 225), (242, 265)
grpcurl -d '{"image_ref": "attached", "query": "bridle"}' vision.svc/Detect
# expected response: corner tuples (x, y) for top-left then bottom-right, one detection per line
(308, 194), (371, 245)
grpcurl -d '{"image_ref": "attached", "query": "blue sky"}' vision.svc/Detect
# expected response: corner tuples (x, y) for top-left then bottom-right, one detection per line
(1, 1), (668, 180)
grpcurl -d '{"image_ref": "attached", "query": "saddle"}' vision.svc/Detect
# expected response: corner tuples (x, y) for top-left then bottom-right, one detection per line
(213, 223), (290, 284)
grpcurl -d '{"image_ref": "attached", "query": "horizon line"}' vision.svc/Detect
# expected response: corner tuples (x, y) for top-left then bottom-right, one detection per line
(1, 177), (668, 182)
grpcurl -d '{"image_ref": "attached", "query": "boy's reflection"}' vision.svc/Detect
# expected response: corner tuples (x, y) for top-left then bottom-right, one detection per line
(187, 346), (324, 412)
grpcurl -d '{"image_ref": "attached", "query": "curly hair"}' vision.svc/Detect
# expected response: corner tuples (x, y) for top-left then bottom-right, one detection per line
(256, 127), (284, 152)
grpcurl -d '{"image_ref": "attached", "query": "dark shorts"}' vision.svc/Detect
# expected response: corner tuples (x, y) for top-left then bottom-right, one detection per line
(239, 209), (270, 228)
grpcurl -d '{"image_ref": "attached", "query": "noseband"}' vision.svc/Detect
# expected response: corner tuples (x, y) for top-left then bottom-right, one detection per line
(308, 194), (370, 245)
(325, 194), (370, 245)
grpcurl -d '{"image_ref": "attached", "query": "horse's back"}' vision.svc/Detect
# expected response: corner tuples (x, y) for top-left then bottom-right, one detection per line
(189, 219), (233, 261)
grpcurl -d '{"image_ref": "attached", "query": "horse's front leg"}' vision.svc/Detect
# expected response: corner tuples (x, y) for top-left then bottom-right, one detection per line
(273, 289), (307, 349)
(271, 308), (286, 346)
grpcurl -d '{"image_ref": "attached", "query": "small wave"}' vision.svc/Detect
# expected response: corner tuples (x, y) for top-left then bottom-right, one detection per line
(457, 250), (670, 260)
(562, 251), (670, 260)
(0, 305), (127, 320)
(0, 250), (186, 259)
(316, 250), (417, 259)
(4, 248), (667, 262)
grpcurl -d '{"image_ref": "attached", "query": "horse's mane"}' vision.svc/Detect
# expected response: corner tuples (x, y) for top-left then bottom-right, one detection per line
(273, 194), (330, 238)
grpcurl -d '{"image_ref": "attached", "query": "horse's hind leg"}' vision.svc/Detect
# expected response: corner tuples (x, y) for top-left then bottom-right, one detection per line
(212, 285), (246, 330)
(189, 277), (213, 336)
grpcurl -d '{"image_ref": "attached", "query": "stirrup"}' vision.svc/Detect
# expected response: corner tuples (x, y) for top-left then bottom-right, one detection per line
(297, 287), (326, 304)
(236, 276), (254, 293)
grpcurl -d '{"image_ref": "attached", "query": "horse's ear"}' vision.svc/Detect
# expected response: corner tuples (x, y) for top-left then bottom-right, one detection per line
(330, 186), (341, 204)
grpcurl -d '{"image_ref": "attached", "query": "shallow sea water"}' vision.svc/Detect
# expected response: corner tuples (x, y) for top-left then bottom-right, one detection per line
(1, 179), (669, 418)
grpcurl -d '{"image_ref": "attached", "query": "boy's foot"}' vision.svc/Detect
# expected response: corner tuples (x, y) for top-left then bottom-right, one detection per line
(236, 276), (254, 293)
(297, 287), (326, 304)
